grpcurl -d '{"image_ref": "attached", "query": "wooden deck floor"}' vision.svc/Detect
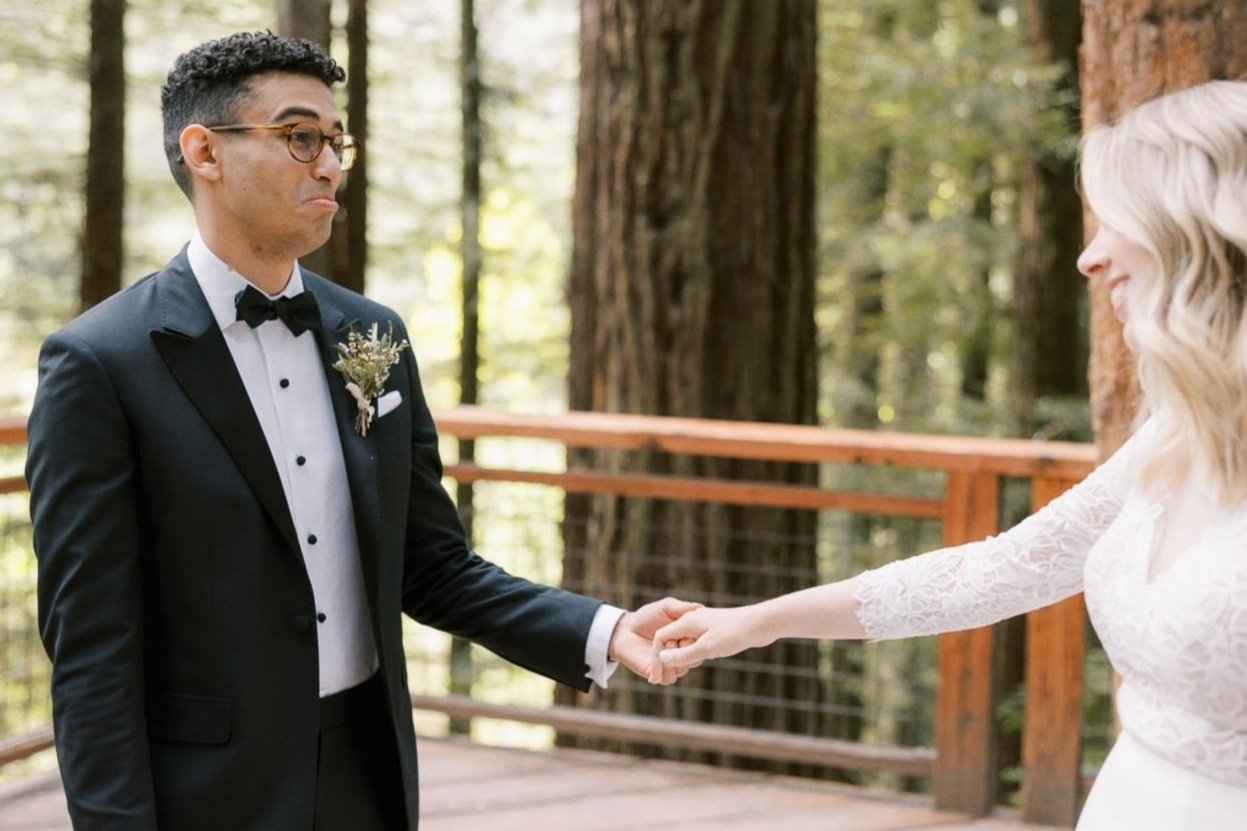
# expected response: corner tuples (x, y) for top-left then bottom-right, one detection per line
(0, 738), (1063, 830)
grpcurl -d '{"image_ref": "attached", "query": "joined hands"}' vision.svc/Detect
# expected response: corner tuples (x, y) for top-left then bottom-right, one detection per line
(607, 596), (704, 685)
(608, 598), (769, 685)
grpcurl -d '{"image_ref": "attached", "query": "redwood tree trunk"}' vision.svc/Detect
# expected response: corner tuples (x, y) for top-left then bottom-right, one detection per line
(1081, 0), (1247, 456)
(330, 0), (368, 294)
(562, 0), (822, 765)
(277, 0), (368, 290)
(82, 0), (125, 311)
(1015, 0), (1085, 436)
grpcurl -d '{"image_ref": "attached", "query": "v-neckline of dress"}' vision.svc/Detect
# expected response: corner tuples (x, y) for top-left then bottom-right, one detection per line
(1137, 493), (1243, 586)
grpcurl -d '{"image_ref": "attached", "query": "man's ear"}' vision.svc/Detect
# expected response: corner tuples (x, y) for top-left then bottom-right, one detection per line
(179, 124), (222, 185)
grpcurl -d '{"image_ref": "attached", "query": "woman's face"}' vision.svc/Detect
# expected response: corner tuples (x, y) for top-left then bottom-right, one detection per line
(1076, 218), (1154, 324)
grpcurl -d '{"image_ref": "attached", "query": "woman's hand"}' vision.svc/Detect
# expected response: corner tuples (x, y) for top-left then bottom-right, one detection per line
(648, 604), (771, 679)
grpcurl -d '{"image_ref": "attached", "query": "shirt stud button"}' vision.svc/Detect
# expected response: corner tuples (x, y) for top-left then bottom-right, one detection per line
(317, 612), (327, 623)
(307, 534), (318, 545)
(296, 455), (307, 466)
(279, 378), (290, 389)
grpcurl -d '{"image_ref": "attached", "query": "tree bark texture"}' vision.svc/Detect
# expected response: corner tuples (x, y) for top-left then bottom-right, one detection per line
(330, 0), (368, 294)
(276, 0), (332, 54)
(1015, 0), (1086, 436)
(562, 0), (822, 763)
(81, 0), (125, 311)
(1081, 0), (1247, 456)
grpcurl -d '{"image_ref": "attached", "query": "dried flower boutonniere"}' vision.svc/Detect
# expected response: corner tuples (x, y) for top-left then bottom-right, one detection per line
(331, 322), (410, 436)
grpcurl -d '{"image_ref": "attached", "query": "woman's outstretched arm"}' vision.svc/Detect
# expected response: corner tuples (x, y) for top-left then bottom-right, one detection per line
(651, 420), (1147, 681)
(650, 578), (865, 678)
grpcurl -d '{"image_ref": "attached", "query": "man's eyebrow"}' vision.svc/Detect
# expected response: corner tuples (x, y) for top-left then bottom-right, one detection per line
(271, 106), (344, 130)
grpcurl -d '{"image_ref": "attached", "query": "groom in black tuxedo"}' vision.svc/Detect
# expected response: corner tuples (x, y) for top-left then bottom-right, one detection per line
(26, 31), (694, 831)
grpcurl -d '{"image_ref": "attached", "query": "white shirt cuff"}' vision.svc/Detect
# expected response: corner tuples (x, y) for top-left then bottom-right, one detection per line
(584, 604), (626, 688)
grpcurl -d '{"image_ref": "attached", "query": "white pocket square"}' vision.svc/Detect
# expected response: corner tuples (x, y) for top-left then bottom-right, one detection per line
(376, 390), (403, 418)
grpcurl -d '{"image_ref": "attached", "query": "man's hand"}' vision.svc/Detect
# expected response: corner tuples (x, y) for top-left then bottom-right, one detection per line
(649, 604), (770, 673)
(608, 597), (703, 685)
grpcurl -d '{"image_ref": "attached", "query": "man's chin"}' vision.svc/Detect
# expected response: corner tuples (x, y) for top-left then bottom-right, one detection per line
(296, 226), (335, 259)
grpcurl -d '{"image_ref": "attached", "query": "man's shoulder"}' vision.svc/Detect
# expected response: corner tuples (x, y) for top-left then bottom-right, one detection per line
(52, 271), (163, 345)
(301, 271), (405, 330)
(46, 248), (196, 356)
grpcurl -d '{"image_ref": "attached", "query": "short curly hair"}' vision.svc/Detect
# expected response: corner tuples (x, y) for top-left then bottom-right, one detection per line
(161, 31), (345, 196)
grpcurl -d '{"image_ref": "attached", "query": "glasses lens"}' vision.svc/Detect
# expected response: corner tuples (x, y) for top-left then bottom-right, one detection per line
(287, 125), (324, 163)
(335, 135), (358, 171)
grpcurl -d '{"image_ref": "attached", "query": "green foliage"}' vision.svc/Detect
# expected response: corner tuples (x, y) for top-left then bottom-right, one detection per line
(818, 0), (1080, 436)
(354, 0), (578, 412)
(815, 0), (1089, 799)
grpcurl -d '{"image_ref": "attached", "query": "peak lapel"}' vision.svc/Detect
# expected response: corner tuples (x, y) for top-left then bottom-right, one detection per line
(150, 254), (302, 558)
(309, 284), (385, 599)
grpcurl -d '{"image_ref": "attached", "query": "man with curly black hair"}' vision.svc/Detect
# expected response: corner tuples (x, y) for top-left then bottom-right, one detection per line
(26, 31), (695, 831)
(160, 31), (346, 198)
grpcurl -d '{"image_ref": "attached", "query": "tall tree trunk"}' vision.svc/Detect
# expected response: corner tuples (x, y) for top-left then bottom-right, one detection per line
(276, 0), (332, 54)
(82, 0), (125, 311)
(962, 160), (994, 403)
(449, 0), (483, 737)
(1081, 0), (1247, 456)
(562, 0), (821, 770)
(330, 0), (368, 294)
(1016, 0), (1084, 436)
(275, 0), (364, 286)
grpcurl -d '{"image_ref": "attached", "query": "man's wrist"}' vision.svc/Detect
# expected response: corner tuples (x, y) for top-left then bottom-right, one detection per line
(584, 604), (626, 688)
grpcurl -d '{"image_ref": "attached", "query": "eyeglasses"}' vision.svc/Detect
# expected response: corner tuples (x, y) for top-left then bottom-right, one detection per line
(205, 122), (358, 170)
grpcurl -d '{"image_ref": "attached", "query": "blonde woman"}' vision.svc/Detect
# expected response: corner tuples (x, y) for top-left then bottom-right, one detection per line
(652, 80), (1247, 829)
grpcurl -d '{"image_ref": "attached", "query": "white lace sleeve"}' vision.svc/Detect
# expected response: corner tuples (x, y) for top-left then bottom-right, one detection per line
(853, 429), (1145, 640)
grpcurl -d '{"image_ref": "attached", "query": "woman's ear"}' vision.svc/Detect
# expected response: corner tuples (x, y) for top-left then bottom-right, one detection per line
(179, 124), (222, 185)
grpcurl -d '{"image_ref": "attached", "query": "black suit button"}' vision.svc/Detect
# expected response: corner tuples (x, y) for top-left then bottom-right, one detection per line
(279, 378), (290, 389)
(317, 612), (327, 623)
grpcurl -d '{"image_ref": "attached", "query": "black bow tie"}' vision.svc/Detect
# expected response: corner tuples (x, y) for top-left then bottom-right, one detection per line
(234, 285), (322, 336)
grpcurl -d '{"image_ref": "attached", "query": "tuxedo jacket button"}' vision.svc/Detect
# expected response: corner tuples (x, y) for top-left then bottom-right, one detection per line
(290, 614), (312, 635)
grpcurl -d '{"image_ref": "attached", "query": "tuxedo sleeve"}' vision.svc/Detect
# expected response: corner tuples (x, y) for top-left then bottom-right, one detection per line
(26, 331), (157, 830)
(393, 326), (602, 692)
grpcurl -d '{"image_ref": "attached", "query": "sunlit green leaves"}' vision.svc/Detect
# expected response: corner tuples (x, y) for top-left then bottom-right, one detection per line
(818, 0), (1078, 435)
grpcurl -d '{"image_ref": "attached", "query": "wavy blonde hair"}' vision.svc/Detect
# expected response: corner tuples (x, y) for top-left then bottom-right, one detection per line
(1080, 80), (1247, 502)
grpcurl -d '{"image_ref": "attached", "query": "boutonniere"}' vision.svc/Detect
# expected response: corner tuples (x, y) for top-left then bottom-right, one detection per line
(331, 322), (410, 436)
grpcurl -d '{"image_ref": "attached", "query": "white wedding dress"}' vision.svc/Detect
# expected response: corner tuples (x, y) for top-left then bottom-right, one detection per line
(853, 421), (1247, 829)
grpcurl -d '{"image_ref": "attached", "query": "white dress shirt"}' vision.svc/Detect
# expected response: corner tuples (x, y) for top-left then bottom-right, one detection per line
(189, 233), (377, 695)
(187, 232), (623, 692)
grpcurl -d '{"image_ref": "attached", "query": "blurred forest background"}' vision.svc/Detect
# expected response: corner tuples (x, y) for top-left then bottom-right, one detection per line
(0, 0), (1087, 439)
(12, 0), (1241, 812)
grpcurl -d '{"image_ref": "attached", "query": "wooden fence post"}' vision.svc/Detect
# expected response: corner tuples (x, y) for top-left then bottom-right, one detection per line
(1021, 476), (1085, 826)
(934, 470), (1000, 815)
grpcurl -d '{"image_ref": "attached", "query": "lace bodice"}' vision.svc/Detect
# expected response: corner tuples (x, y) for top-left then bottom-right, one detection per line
(854, 424), (1247, 787)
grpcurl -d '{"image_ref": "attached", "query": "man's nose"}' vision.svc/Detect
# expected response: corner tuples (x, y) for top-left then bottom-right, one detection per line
(312, 146), (343, 184)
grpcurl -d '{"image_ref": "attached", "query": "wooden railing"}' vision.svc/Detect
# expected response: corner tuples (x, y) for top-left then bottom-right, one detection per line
(431, 406), (1098, 826)
(0, 408), (1099, 826)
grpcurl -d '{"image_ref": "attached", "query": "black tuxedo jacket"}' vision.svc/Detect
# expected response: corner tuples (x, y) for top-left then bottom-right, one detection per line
(26, 250), (601, 830)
